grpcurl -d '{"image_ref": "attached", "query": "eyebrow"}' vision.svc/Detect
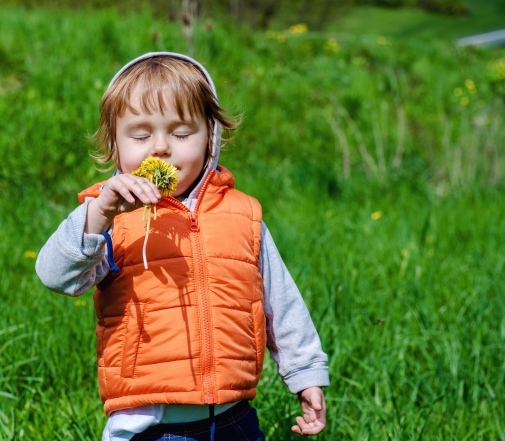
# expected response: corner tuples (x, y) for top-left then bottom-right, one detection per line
(124, 120), (198, 132)
(123, 122), (152, 131)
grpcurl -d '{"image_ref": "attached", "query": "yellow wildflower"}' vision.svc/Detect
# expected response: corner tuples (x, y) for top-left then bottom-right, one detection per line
(74, 299), (87, 307)
(266, 31), (286, 43)
(460, 96), (470, 106)
(377, 36), (388, 46)
(288, 23), (308, 35)
(488, 58), (505, 80)
(465, 79), (476, 94)
(323, 38), (340, 54)
(371, 211), (383, 220)
(453, 87), (463, 97)
(23, 250), (37, 259)
(132, 157), (179, 197)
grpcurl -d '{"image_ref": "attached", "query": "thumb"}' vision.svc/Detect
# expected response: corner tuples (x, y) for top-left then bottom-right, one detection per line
(309, 391), (323, 411)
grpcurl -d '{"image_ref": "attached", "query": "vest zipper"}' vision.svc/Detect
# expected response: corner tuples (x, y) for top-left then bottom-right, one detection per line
(190, 211), (199, 231)
(160, 174), (216, 403)
(189, 177), (216, 403)
(191, 216), (215, 403)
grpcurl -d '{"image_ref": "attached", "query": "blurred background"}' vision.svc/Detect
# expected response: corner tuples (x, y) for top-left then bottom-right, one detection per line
(1, 0), (505, 439)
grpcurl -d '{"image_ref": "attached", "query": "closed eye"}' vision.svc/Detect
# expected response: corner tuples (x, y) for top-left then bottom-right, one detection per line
(133, 136), (150, 142)
(173, 134), (190, 140)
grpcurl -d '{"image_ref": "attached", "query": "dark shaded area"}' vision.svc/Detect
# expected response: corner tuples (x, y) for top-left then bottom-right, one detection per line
(2, 0), (472, 29)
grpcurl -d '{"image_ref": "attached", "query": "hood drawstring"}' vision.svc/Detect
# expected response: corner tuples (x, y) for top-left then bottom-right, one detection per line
(101, 232), (120, 273)
(209, 404), (216, 441)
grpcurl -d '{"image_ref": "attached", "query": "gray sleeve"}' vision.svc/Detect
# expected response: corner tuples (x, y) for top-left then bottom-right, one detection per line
(260, 221), (330, 394)
(35, 200), (110, 296)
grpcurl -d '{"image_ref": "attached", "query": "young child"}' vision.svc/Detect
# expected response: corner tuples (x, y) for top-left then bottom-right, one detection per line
(36, 52), (329, 441)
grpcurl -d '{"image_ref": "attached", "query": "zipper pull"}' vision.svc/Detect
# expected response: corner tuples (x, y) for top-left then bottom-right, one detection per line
(190, 212), (199, 232)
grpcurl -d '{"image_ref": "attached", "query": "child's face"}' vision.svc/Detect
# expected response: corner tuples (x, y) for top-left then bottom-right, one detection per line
(115, 88), (209, 201)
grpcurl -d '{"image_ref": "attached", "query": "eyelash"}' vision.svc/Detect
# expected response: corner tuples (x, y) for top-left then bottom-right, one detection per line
(133, 134), (190, 142)
(134, 136), (149, 142)
(173, 134), (189, 140)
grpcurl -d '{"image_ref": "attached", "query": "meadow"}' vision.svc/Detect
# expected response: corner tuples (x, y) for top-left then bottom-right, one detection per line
(1, 4), (505, 440)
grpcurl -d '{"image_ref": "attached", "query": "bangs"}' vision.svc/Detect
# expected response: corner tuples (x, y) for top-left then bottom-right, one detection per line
(119, 60), (210, 122)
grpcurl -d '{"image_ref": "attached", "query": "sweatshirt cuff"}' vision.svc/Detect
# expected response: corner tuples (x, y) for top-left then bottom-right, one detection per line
(71, 200), (106, 257)
(283, 365), (330, 394)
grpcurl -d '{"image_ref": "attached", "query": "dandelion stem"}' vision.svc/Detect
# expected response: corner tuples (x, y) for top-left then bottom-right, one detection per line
(132, 158), (179, 271)
(142, 204), (151, 270)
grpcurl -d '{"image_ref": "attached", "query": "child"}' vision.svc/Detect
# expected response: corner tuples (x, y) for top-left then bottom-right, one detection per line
(36, 52), (329, 441)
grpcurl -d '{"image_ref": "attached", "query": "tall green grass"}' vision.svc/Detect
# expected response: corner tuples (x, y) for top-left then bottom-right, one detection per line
(1, 5), (505, 440)
(333, 0), (505, 41)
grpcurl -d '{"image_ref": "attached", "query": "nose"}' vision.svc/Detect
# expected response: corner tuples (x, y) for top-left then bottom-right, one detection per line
(152, 134), (170, 156)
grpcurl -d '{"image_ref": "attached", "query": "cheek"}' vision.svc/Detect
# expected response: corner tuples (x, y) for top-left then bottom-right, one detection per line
(116, 143), (146, 173)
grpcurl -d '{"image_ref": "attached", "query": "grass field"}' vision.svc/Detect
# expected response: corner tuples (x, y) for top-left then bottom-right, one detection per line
(331, 0), (505, 41)
(1, 4), (505, 440)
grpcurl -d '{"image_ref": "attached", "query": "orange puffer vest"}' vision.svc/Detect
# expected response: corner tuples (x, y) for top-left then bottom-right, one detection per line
(79, 166), (265, 416)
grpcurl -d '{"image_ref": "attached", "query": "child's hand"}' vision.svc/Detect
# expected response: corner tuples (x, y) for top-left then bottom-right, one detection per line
(291, 386), (326, 436)
(86, 174), (161, 234)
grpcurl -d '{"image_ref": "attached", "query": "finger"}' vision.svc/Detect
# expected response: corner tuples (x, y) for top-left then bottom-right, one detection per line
(294, 416), (326, 436)
(106, 181), (136, 205)
(309, 392), (323, 411)
(128, 178), (161, 203)
(301, 424), (325, 436)
(292, 416), (308, 435)
(114, 177), (160, 205)
(291, 424), (303, 435)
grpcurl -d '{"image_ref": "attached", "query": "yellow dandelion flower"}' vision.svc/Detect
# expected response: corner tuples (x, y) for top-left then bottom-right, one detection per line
(132, 158), (179, 269)
(132, 157), (179, 197)
(377, 36), (388, 46)
(464, 79), (475, 91)
(323, 38), (340, 54)
(460, 96), (470, 106)
(74, 299), (87, 307)
(488, 59), (505, 79)
(496, 59), (505, 78)
(371, 211), (383, 220)
(288, 23), (308, 35)
(267, 31), (286, 43)
(453, 87), (463, 97)
(23, 250), (37, 259)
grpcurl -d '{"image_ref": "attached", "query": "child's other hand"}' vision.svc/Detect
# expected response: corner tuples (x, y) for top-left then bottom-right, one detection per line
(86, 174), (161, 233)
(291, 386), (326, 436)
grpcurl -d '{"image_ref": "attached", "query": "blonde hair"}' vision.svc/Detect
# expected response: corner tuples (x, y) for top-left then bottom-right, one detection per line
(91, 56), (237, 171)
